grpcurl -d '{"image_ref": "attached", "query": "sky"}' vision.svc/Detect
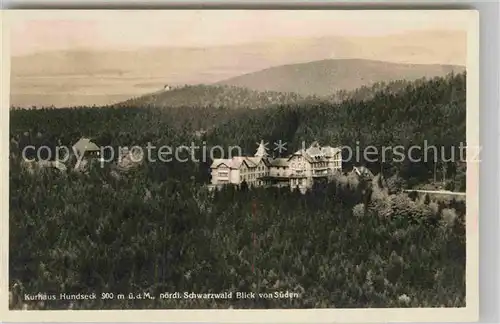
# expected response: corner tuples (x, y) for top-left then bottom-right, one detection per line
(8, 10), (472, 56)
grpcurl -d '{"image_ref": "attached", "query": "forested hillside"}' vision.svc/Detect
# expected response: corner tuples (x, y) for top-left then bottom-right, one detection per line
(112, 76), (448, 112)
(115, 84), (320, 110)
(9, 72), (466, 309)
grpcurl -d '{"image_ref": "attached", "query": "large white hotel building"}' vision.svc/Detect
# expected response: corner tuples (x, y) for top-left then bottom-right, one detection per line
(209, 141), (342, 192)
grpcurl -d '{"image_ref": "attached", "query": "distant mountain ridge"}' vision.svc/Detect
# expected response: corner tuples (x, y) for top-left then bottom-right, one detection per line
(10, 30), (466, 108)
(115, 60), (462, 110)
(216, 59), (465, 96)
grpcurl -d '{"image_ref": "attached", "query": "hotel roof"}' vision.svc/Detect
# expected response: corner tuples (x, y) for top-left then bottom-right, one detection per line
(210, 156), (264, 169)
(210, 142), (341, 169)
(72, 137), (100, 155)
(269, 158), (289, 167)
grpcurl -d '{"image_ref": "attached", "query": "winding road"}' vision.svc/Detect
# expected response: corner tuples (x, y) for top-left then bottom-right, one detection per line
(403, 189), (466, 196)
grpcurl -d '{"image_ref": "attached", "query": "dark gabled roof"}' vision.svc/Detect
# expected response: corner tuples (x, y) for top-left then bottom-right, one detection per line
(288, 149), (316, 163)
(306, 141), (322, 157)
(210, 159), (232, 169)
(210, 156), (262, 169)
(268, 158), (289, 167)
(245, 156), (264, 167)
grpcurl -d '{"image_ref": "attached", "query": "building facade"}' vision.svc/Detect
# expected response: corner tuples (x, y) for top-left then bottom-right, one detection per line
(209, 141), (342, 192)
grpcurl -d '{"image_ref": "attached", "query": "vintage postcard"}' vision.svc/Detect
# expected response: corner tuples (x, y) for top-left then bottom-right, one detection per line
(0, 9), (479, 323)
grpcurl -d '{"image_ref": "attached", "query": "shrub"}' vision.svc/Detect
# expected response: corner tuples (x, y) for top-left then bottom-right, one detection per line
(352, 203), (366, 218)
(386, 174), (406, 194)
(441, 208), (458, 227)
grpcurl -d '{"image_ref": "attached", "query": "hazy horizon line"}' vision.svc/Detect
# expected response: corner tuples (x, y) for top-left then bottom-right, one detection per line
(10, 28), (466, 58)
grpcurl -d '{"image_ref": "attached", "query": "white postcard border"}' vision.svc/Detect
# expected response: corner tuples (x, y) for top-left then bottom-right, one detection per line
(0, 9), (480, 323)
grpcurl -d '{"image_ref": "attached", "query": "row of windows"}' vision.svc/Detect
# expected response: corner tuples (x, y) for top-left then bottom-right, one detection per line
(242, 165), (293, 172)
(242, 165), (294, 172)
(217, 161), (340, 178)
(242, 172), (267, 181)
(312, 162), (328, 168)
(241, 165), (266, 173)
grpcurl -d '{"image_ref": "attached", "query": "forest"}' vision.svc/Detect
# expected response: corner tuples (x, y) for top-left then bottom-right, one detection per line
(9, 72), (467, 309)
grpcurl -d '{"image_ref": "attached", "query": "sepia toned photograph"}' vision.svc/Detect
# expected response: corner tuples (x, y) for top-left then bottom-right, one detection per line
(1, 9), (479, 323)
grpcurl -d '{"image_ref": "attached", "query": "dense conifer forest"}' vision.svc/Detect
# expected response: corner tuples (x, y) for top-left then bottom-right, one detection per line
(9, 72), (466, 309)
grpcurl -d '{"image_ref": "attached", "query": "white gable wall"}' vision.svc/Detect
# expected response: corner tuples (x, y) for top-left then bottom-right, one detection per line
(230, 169), (241, 184)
